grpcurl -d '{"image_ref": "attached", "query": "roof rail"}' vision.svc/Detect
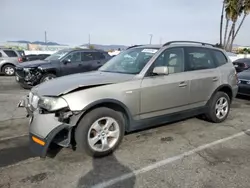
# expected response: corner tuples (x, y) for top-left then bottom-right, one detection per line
(163, 41), (215, 47)
(126, 45), (143, 50)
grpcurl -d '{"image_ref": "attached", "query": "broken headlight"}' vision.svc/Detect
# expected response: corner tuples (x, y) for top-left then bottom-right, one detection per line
(38, 97), (68, 112)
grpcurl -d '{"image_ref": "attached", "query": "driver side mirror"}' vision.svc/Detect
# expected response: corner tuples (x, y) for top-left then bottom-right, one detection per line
(152, 66), (169, 76)
(63, 58), (71, 64)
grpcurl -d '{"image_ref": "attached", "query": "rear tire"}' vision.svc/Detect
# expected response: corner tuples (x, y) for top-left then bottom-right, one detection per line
(40, 73), (56, 83)
(205, 92), (230, 123)
(75, 107), (125, 157)
(2, 64), (15, 76)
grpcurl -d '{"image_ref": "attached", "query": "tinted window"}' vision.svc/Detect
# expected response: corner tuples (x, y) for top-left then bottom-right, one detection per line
(3, 50), (18, 57)
(66, 52), (81, 62)
(186, 47), (215, 71)
(81, 52), (95, 61)
(213, 50), (227, 66)
(0, 52), (2, 57)
(153, 47), (184, 74)
(93, 52), (106, 60)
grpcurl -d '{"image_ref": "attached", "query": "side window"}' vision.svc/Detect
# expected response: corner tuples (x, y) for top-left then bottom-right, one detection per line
(212, 50), (228, 66)
(65, 52), (81, 62)
(153, 48), (184, 74)
(93, 52), (105, 60)
(186, 47), (215, 71)
(81, 52), (94, 61)
(3, 50), (18, 57)
(0, 52), (2, 57)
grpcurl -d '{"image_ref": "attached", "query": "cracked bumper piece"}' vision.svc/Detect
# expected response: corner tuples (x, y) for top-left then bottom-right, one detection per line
(29, 123), (71, 158)
(29, 111), (73, 157)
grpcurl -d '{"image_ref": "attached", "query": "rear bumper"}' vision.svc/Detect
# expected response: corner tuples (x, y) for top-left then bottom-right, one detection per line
(232, 85), (239, 98)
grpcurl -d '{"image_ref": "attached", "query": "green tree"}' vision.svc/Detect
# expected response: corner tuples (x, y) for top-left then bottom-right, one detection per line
(89, 45), (95, 49)
(222, 0), (250, 51)
(232, 0), (250, 43)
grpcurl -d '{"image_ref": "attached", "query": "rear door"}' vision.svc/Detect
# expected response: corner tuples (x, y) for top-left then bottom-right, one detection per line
(185, 47), (220, 107)
(91, 52), (108, 69)
(2, 50), (19, 64)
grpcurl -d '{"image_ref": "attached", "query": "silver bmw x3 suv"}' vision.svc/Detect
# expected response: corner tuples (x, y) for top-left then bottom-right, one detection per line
(19, 41), (238, 158)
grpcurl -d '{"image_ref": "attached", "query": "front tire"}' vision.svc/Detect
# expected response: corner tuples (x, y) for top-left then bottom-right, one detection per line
(75, 107), (125, 157)
(205, 91), (230, 123)
(2, 64), (15, 76)
(40, 73), (56, 83)
(18, 82), (32, 89)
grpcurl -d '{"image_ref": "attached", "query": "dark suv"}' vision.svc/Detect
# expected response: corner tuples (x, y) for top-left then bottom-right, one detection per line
(15, 48), (111, 89)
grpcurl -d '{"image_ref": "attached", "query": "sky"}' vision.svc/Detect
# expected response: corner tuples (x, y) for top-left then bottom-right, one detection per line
(1, 0), (250, 46)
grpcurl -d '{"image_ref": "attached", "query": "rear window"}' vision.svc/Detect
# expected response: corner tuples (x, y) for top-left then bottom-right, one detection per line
(212, 50), (227, 66)
(3, 50), (18, 57)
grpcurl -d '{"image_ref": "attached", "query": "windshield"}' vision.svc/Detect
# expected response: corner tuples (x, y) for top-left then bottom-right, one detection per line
(44, 50), (70, 61)
(99, 47), (159, 74)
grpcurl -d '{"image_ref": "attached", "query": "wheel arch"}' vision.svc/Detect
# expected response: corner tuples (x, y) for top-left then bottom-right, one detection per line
(75, 99), (133, 132)
(208, 84), (233, 105)
(1, 63), (15, 72)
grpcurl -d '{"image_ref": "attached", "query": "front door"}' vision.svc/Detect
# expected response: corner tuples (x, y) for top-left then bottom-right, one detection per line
(140, 47), (192, 119)
(60, 51), (82, 75)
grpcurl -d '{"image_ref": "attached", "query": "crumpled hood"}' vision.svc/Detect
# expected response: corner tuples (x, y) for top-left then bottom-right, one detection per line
(238, 70), (250, 80)
(32, 71), (135, 96)
(17, 60), (50, 68)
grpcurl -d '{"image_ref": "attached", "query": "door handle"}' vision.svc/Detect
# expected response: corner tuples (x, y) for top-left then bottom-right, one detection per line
(179, 81), (187, 87)
(212, 77), (218, 81)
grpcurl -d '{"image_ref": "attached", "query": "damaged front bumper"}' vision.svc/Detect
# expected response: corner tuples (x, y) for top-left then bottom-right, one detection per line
(18, 97), (77, 158)
(15, 67), (43, 87)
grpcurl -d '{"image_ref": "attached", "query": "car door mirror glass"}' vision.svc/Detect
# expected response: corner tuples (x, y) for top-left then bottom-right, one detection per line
(152, 66), (169, 75)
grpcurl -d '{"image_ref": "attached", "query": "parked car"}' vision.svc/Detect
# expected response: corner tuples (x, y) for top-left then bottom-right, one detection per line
(237, 69), (250, 96)
(18, 41), (238, 158)
(15, 49), (111, 89)
(226, 52), (239, 62)
(23, 54), (51, 62)
(0, 48), (23, 76)
(233, 58), (250, 73)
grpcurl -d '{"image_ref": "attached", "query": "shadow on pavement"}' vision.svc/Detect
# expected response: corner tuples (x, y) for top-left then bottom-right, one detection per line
(77, 154), (136, 188)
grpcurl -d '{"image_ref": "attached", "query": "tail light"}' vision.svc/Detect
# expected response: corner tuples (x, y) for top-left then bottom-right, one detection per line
(18, 57), (23, 63)
(235, 70), (238, 83)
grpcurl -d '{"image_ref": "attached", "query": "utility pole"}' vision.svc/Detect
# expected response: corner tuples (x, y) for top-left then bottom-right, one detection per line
(159, 37), (162, 45)
(88, 34), (91, 47)
(44, 31), (48, 50)
(149, 34), (153, 44)
(44, 31), (47, 44)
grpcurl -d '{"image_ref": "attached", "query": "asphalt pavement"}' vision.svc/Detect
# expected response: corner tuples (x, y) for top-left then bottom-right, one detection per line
(0, 76), (250, 188)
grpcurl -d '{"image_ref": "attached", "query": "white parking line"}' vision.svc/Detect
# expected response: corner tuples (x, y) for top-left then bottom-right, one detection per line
(91, 129), (250, 188)
(0, 134), (28, 142)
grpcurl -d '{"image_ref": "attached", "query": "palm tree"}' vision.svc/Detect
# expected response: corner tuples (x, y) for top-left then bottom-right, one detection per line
(228, 0), (245, 51)
(220, 1), (225, 46)
(224, 0), (244, 51)
(232, 0), (250, 41)
(223, 0), (234, 48)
